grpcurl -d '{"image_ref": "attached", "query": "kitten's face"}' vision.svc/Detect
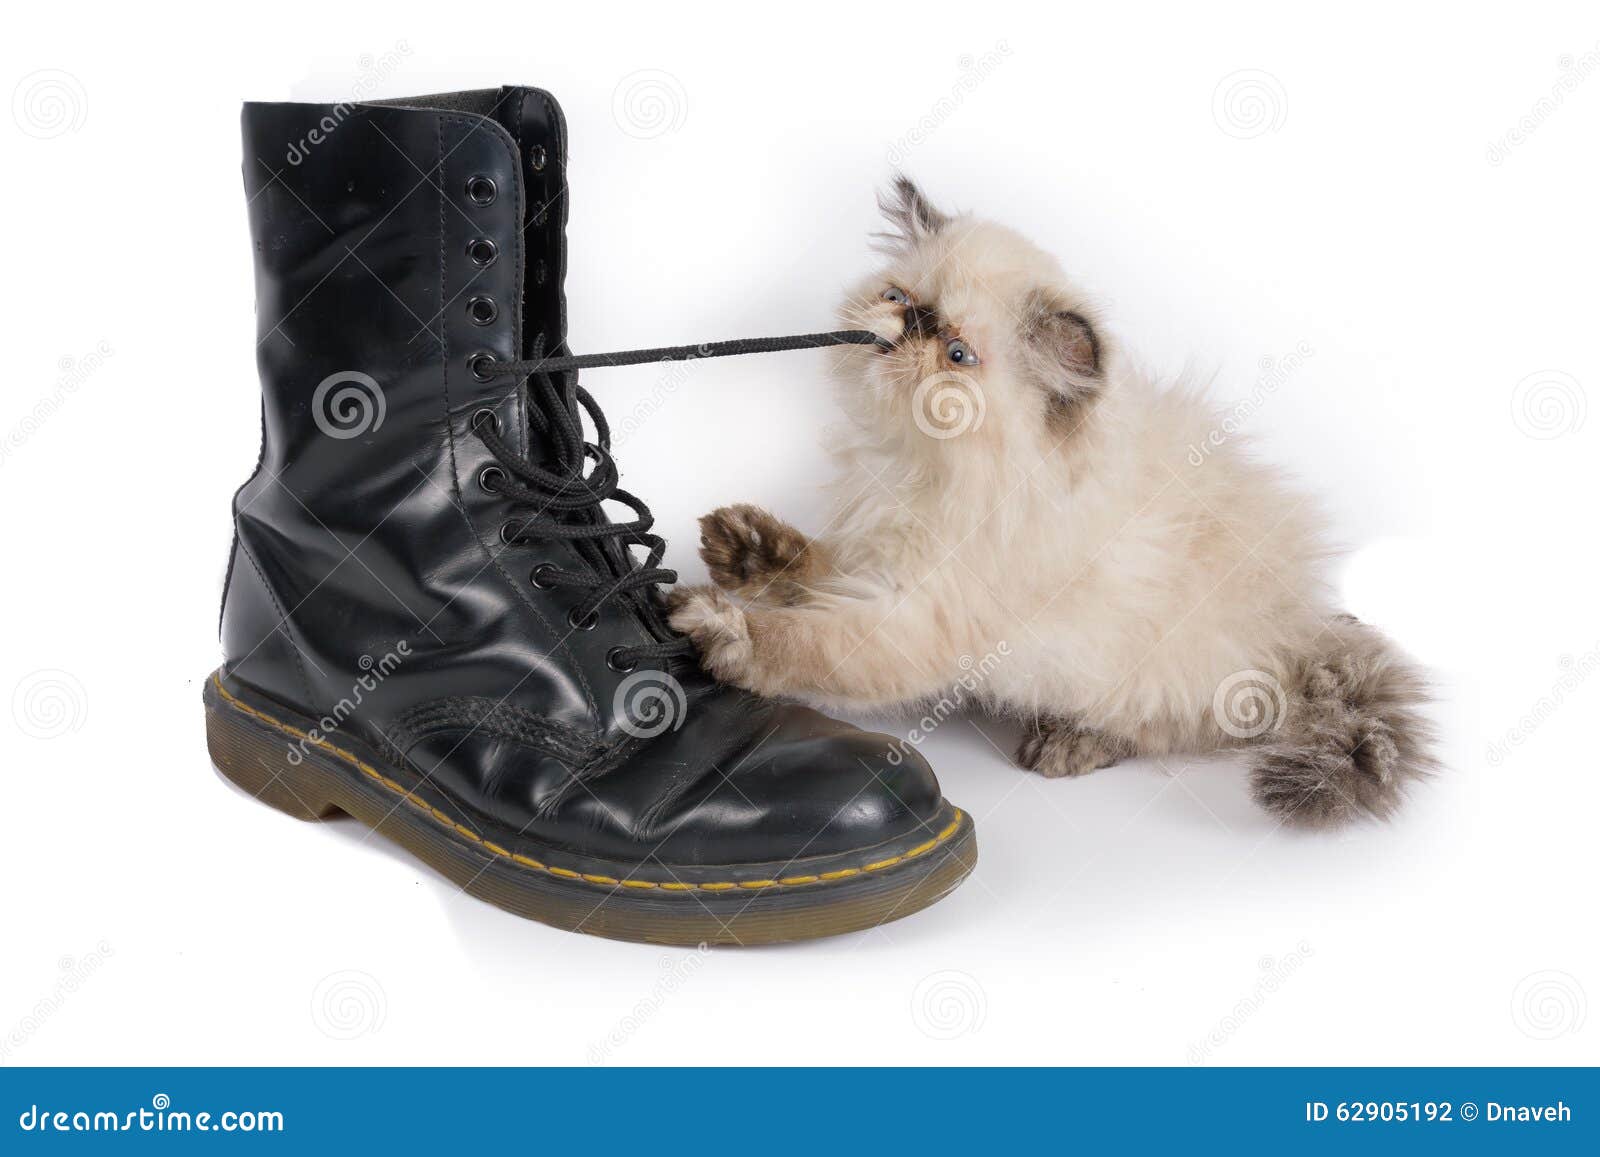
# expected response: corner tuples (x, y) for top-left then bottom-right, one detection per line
(835, 178), (1106, 451)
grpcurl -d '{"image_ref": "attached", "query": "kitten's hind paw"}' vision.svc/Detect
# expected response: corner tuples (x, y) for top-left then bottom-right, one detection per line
(698, 504), (813, 599)
(1016, 719), (1132, 778)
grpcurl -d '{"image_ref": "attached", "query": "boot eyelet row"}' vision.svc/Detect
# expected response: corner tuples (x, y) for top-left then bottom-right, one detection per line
(568, 607), (600, 631)
(478, 466), (504, 494)
(466, 238), (498, 267)
(468, 296), (498, 326)
(530, 563), (557, 589)
(606, 647), (638, 674)
(472, 407), (500, 435)
(470, 353), (496, 382)
(500, 522), (522, 546)
(528, 145), (547, 172)
(465, 175), (497, 206)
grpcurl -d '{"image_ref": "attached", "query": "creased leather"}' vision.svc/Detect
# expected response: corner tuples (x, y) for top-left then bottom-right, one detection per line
(220, 87), (945, 865)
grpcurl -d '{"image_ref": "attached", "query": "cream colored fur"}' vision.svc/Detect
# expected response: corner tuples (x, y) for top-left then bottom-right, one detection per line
(669, 180), (1432, 827)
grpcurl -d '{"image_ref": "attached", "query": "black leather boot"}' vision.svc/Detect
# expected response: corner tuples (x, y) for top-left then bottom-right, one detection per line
(205, 87), (976, 945)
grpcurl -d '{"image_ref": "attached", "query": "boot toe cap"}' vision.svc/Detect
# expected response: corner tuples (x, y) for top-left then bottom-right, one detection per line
(644, 702), (944, 867)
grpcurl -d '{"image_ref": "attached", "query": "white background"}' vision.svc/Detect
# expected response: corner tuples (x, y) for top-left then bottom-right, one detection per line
(3, 1), (1596, 1066)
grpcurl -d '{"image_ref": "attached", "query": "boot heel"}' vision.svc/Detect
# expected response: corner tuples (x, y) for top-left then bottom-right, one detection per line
(205, 696), (342, 822)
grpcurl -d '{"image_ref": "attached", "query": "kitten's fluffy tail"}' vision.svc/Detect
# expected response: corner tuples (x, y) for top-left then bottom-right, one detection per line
(1249, 618), (1436, 828)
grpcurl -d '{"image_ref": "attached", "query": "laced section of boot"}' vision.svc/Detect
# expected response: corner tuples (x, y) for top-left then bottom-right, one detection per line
(474, 329), (882, 672)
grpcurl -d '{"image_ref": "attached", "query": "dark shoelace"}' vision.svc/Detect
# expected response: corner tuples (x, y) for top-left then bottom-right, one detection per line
(473, 329), (881, 672)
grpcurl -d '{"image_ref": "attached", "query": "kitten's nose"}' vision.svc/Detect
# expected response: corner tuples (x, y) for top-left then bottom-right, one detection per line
(903, 305), (937, 339)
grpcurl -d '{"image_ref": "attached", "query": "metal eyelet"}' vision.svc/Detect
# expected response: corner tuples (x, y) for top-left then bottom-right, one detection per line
(470, 353), (496, 382)
(465, 175), (497, 206)
(530, 563), (557, 589)
(528, 145), (547, 172)
(500, 522), (521, 545)
(468, 296), (498, 326)
(466, 238), (498, 267)
(533, 259), (548, 286)
(471, 407), (500, 435)
(567, 607), (600, 631)
(606, 647), (638, 674)
(477, 466), (504, 494)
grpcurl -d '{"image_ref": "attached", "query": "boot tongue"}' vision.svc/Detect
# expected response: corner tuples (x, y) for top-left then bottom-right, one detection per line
(488, 86), (533, 143)
(484, 86), (567, 361)
(483, 89), (664, 632)
(482, 85), (572, 451)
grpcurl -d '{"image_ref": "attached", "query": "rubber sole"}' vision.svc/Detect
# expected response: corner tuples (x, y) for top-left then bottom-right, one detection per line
(202, 672), (977, 946)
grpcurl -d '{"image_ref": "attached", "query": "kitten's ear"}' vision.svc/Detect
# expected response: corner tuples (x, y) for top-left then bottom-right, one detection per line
(874, 175), (950, 248)
(1033, 308), (1104, 380)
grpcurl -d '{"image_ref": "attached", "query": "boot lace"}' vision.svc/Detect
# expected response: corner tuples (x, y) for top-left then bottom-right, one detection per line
(473, 330), (881, 672)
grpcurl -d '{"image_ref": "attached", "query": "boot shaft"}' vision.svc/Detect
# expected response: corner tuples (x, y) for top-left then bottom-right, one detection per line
(225, 88), (661, 739)
(242, 88), (567, 481)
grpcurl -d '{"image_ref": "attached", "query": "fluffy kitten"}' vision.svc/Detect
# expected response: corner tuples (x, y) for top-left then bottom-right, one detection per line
(668, 178), (1433, 828)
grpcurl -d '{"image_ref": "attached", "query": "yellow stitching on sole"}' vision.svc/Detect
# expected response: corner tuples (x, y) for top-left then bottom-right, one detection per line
(210, 676), (967, 895)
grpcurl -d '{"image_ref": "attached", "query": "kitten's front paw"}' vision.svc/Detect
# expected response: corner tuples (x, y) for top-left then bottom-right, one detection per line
(699, 504), (808, 595)
(1016, 721), (1132, 779)
(666, 584), (754, 684)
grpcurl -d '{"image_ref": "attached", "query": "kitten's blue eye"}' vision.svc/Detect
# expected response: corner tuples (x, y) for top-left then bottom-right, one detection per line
(946, 339), (979, 367)
(882, 286), (910, 305)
